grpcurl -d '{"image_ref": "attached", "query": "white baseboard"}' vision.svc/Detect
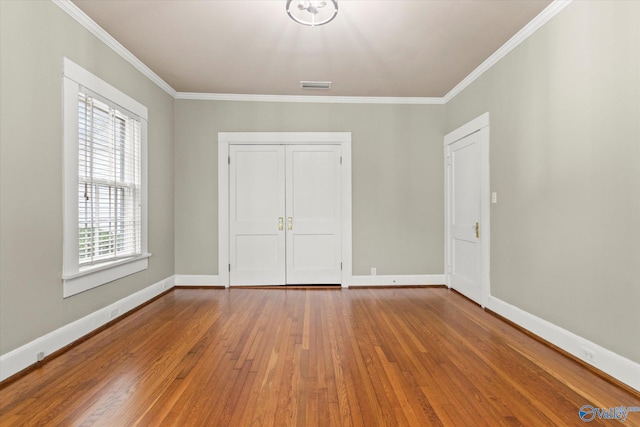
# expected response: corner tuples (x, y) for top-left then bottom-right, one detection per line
(173, 274), (444, 288)
(174, 274), (223, 287)
(0, 275), (175, 382)
(349, 274), (445, 287)
(487, 296), (640, 392)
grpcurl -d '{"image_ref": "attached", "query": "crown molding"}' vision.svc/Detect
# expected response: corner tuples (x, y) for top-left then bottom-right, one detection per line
(52, 0), (571, 105)
(52, 0), (177, 98)
(175, 92), (445, 105)
(443, 0), (573, 103)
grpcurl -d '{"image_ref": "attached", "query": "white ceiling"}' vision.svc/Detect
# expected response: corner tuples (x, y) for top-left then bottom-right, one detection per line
(72, 0), (552, 98)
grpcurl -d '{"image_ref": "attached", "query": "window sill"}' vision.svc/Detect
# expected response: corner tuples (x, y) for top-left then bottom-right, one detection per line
(63, 253), (151, 298)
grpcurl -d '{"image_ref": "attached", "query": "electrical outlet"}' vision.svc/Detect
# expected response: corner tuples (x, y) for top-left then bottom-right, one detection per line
(109, 308), (119, 319)
(580, 347), (595, 363)
(371, 268), (377, 276)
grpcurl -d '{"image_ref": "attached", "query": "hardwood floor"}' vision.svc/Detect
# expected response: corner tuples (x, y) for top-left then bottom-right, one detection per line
(1, 288), (638, 426)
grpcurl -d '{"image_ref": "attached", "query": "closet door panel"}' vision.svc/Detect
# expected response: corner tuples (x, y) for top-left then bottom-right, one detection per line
(286, 145), (342, 284)
(229, 145), (286, 285)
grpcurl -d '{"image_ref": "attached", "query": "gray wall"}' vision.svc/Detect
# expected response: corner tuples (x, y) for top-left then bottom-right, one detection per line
(3, 0), (637, 372)
(445, 1), (640, 363)
(175, 100), (445, 276)
(0, 1), (175, 354)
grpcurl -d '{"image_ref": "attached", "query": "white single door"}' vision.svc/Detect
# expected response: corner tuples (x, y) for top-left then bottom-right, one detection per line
(448, 132), (482, 303)
(286, 145), (342, 284)
(229, 145), (286, 285)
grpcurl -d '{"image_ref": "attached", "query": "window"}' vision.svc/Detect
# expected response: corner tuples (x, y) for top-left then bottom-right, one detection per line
(78, 93), (141, 266)
(63, 58), (149, 297)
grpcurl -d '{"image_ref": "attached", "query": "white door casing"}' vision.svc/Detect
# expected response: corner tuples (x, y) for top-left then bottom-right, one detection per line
(219, 133), (352, 288)
(444, 113), (490, 307)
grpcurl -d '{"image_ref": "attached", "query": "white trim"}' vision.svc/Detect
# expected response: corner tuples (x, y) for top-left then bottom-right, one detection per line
(62, 58), (150, 297)
(443, 113), (490, 146)
(340, 144), (353, 288)
(219, 132), (352, 144)
(0, 275), (175, 382)
(479, 126), (491, 308)
(63, 255), (151, 298)
(172, 274), (443, 288)
(176, 92), (444, 105)
(444, 112), (491, 307)
(218, 141), (230, 288)
(63, 254), (151, 280)
(349, 275), (445, 287)
(218, 132), (352, 288)
(443, 0), (573, 103)
(52, 0), (177, 98)
(487, 296), (640, 393)
(62, 75), (80, 277)
(63, 57), (148, 120)
(52, 0), (570, 105)
(174, 275), (223, 287)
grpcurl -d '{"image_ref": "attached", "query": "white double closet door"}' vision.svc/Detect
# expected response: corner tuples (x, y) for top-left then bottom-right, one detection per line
(229, 144), (342, 286)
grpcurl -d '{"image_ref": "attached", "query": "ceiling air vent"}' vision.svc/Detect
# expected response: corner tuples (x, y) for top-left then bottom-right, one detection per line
(300, 81), (332, 90)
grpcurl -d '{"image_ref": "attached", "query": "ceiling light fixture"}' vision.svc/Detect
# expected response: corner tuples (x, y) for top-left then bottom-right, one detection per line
(286, 0), (338, 27)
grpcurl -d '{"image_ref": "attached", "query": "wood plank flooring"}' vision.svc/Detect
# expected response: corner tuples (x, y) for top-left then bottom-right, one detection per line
(1, 288), (638, 426)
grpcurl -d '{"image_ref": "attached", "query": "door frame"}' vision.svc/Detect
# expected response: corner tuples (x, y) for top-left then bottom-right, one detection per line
(444, 113), (490, 307)
(218, 132), (352, 288)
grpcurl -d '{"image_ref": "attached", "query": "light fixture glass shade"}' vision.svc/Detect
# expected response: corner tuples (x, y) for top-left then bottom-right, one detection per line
(286, 0), (338, 27)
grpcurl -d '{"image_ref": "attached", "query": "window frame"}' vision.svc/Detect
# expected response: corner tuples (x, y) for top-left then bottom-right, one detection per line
(62, 57), (149, 298)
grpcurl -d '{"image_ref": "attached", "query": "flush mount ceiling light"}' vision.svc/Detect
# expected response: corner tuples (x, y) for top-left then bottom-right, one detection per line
(286, 0), (338, 27)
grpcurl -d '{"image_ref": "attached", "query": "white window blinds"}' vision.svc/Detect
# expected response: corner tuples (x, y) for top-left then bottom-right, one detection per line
(78, 92), (141, 267)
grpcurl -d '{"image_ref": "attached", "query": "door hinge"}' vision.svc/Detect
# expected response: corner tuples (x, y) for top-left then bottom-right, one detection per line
(340, 156), (342, 165)
(228, 156), (231, 165)
(341, 262), (343, 270)
(228, 263), (231, 272)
